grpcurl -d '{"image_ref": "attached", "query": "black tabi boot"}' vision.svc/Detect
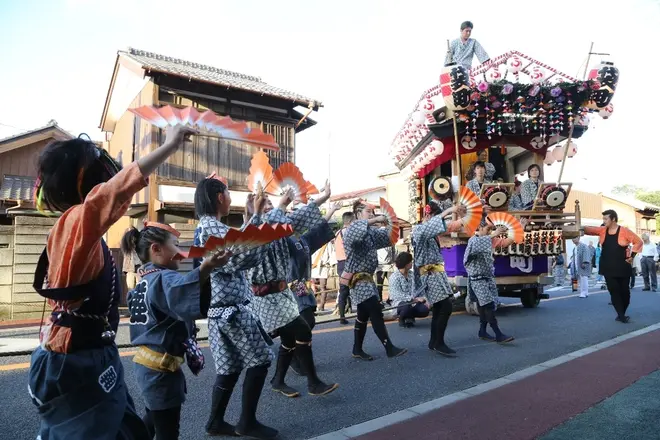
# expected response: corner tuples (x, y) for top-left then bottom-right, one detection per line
(428, 312), (439, 350)
(484, 306), (514, 344)
(236, 366), (279, 439)
(270, 345), (300, 398)
(370, 316), (407, 358)
(206, 373), (240, 436)
(289, 353), (304, 376)
(296, 343), (339, 396)
(352, 321), (373, 361)
(433, 300), (456, 357)
(477, 306), (495, 342)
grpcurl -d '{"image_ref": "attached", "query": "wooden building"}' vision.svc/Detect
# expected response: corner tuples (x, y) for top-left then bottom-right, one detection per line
(0, 120), (74, 223)
(100, 47), (322, 248)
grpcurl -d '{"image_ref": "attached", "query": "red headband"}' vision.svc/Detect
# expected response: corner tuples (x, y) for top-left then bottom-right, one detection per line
(207, 172), (228, 186)
(144, 221), (181, 238)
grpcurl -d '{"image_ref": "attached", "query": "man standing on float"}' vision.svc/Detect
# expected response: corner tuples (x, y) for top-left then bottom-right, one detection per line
(445, 21), (490, 71)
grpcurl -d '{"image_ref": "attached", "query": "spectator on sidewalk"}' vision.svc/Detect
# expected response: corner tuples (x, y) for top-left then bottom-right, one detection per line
(640, 233), (658, 292)
(552, 253), (566, 287)
(388, 252), (430, 328)
(588, 242), (596, 277)
(376, 246), (395, 303)
(584, 210), (643, 323)
(630, 250), (641, 290)
(311, 234), (337, 312)
(572, 236), (591, 298)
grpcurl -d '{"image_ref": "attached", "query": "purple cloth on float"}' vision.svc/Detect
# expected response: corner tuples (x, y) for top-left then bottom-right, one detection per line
(441, 245), (549, 277)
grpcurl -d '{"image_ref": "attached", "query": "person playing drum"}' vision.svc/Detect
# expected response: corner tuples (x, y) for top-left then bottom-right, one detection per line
(520, 164), (542, 210)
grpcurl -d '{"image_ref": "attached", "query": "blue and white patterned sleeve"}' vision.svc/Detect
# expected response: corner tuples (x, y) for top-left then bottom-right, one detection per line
(287, 201), (324, 233)
(372, 227), (394, 250)
(414, 215), (447, 242)
(388, 271), (412, 305)
(520, 180), (539, 207)
(343, 220), (368, 249)
(474, 39), (489, 63)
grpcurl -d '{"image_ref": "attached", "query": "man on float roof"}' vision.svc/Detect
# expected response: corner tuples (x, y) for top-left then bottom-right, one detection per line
(445, 21), (490, 71)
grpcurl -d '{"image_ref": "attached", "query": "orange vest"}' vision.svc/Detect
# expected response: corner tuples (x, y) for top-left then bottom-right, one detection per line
(335, 229), (346, 262)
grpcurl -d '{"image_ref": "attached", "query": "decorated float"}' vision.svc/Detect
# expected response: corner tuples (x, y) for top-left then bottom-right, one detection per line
(389, 50), (618, 311)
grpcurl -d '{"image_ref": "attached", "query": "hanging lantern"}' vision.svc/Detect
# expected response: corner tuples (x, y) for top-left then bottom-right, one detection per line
(552, 145), (567, 162)
(598, 103), (614, 119)
(461, 135), (477, 150)
(544, 150), (555, 165)
(411, 111), (426, 125)
(586, 61), (619, 110)
(425, 113), (436, 125)
(486, 66), (502, 83)
(440, 63), (470, 110)
(530, 136), (544, 149)
(430, 139), (444, 157)
(530, 66), (546, 84)
(566, 142), (578, 157)
(419, 98), (435, 114)
(506, 55), (523, 74)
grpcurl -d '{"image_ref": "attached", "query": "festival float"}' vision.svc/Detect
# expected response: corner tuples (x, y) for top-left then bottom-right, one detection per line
(389, 50), (618, 312)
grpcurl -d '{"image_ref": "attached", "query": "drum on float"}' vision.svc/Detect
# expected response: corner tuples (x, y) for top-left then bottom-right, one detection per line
(428, 176), (453, 201)
(540, 185), (568, 209)
(482, 186), (510, 210)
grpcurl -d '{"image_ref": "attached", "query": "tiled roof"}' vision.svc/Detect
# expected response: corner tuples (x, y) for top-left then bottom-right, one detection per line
(121, 48), (322, 108)
(330, 186), (386, 202)
(0, 120), (73, 146)
(0, 175), (36, 201)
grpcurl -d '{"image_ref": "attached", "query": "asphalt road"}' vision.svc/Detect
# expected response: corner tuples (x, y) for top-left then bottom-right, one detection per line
(1, 281), (659, 440)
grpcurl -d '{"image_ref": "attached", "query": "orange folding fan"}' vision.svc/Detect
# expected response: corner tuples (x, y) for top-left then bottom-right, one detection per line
(379, 198), (400, 245)
(130, 105), (280, 151)
(457, 186), (484, 235)
(487, 212), (525, 243)
(247, 151), (274, 192)
(174, 223), (294, 260)
(247, 151), (317, 203)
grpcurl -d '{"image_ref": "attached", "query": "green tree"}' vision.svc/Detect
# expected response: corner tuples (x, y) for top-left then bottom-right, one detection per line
(637, 191), (660, 207)
(612, 184), (646, 196)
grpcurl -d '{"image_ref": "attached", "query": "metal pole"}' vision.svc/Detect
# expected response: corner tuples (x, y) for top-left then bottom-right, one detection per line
(582, 42), (594, 80)
(556, 122), (575, 184)
(452, 115), (462, 197)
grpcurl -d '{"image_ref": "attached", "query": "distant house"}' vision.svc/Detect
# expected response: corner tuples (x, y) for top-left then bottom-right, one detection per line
(0, 120), (74, 223)
(99, 47), (322, 248)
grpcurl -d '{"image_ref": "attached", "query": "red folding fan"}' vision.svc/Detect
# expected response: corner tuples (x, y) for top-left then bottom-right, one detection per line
(457, 186), (484, 235)
(174, 223), (294, 260)
(247, 151), (274, 192)
(487, 212), (525, 243)
(246, 151), (317, 203)
(379, 198), (400, 245)
(130, 105), (280, 151)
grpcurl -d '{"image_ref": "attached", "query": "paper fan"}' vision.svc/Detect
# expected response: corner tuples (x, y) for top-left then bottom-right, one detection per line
(130, 105), (280, 151)
(247, 151), (274, 192)
(266, 163), (314, 203)
(379, 198), (400, 245)
(175, 223), (294, 260)
(487, 212), (525, 243)
(457, 187), (484, 235)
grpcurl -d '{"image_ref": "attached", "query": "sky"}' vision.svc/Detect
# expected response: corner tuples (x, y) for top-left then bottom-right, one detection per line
(0, 0), (659, 195)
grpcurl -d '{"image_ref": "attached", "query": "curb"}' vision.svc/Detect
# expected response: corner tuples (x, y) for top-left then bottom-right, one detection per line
(306, 321), (660, 440)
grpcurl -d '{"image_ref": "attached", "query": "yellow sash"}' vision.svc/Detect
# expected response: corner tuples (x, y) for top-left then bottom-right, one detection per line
(133, 346), (184, 373)
(420, 263), (445, 276)
(349, 272), (375, 289)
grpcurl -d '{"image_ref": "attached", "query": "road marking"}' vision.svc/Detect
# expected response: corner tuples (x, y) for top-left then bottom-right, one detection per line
(0, 292), (602, 372)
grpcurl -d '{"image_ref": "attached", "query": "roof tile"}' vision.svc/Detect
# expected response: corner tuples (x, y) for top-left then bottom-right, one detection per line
(122, 48), (322, 107)
(0, 175), (36, 201)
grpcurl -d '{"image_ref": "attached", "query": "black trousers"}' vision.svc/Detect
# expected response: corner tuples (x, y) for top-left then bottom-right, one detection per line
(300, 306), (316, 331)
(630, 269), (637, 289)
(279, 315), (313, 347)
(397, 302), (430, 320)
(356, 295), (389, 343)
(605, 276), (631, 319)
(143, 406), (181, 440)
(337, 261), (352, 317)
(375, 271), (388, 302)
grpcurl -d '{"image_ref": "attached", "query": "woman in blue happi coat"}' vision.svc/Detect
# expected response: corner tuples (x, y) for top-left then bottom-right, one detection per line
(286, 202), (341, 377)
(122, 222), (230, 440)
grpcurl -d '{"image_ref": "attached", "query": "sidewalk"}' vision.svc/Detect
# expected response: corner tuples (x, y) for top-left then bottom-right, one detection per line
(314, 324), (660, 440)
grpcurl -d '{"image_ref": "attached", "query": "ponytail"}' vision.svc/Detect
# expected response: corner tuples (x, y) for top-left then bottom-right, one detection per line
(120, 225), (172, 264)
